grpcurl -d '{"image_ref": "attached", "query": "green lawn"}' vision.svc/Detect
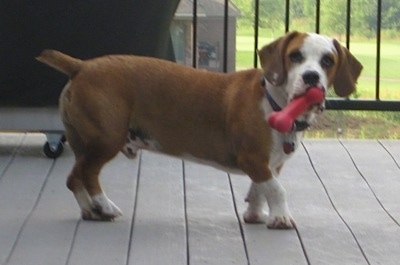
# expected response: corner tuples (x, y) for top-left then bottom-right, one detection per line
(349, 41), (400, 79)
(235, 35), (400, 100)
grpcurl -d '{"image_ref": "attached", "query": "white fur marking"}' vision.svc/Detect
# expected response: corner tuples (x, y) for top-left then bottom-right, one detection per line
(244, 182), (268, 223)
(74, 188), (92, 211)
(74, 190), (122, 220)
(92, 193), (123, 218)
(122, 132), (161, 159)
(244, 178), (295, 228)
(285, 33), (335, 100)
(262, 177), (295, 228)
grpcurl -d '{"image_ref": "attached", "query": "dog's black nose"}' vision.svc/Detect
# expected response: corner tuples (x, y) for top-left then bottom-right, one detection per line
(302, 71), (320, 85)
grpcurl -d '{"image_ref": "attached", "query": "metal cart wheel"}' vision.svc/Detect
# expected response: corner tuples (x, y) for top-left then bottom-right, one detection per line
(43, 133), (65, 158)
(43, 141), (64, 158)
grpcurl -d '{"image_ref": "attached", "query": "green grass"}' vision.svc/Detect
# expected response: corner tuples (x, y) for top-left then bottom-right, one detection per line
(235, 35), (400, 100)
(236, 27), (273, 37)
(236, 36), (400, 78)
(356, 79), (400, 99)
(330, 41), (400, 100)
(236, 36), (273, 50)
(306, 110), (400, 139)
(349, 42), (400, 79)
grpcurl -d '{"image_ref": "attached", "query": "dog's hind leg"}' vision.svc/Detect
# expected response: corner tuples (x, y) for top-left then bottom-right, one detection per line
(70, 153), (123, 221)
(64, 124), (93, 218)
(65, 123), (125, 221)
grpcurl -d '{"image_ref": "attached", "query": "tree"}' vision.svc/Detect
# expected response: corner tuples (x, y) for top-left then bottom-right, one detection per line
(232, 0), (400, 38)
(381, 0), (400, 30)
(258, 0), (285, 34)
(320, 0), (347, 38)
(232, 0), (254, 28)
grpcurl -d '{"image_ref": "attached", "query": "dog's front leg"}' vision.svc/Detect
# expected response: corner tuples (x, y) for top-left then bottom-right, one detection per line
(244, 182), (268, 223)
(244, 178), (295, 229)
(262, 177), (295, 229)
(239, 154), (295, 229)
(243, 177), (295, 229)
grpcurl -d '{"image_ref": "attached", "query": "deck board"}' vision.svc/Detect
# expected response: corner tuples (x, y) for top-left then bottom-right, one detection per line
(184, 161), (248, 265)
(280, 144), (368, 265)
(128, 152), (186, 265)
(380, 140), (400, 167)
(0, 134), (55, 265)
(339, 140), (400, 265)
(67, 152), (139, 265)
(5, 145), (77, 265)
(303, 139), (400, 265)
(1, 133), (400, 264)
(230, 173), (307, 265)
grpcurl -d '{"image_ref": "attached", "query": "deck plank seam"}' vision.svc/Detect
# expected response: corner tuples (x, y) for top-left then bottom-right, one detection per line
(64, 219), (81, 265)
(338, 139), (400, 227)
(301, 142), (371, 265)
(377, 140), (400, 170)
(182, 160), (190, 265)
(125, 151), (143, 265)
(227, 173), (250, 265)
(294, 226), (311, 265)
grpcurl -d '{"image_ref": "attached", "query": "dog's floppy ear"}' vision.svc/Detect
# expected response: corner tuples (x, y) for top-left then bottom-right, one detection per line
(332, 40), (363, 97)
(258, 31), (300, 86)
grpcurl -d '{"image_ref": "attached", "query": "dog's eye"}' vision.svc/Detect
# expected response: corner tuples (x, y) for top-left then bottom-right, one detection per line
(289, 51), (303, 63)
(321, 55), (334, 68)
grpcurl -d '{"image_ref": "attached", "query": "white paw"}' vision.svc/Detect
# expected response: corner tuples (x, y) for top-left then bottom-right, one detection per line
(267, 214), (296, 229)
(259, 177), (296, 229)
(243, 209), (268, 224)
(81, 194), (122, 221)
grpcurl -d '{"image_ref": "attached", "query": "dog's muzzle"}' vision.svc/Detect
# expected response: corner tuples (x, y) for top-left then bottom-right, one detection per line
(302, 70), (320, 86)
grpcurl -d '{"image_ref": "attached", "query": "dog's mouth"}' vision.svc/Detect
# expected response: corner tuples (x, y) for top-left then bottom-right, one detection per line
(292, 85), (326, 113)
(312, 101), (325, 115)
(283, 84), (327, 132)
(310, 85), (326, 114)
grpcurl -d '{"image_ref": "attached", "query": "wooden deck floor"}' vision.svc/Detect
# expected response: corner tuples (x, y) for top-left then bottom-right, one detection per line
(1, 133), (400, 265)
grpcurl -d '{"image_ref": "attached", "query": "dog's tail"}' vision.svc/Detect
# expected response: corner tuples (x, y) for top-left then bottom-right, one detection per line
(36, 49), (82, 78)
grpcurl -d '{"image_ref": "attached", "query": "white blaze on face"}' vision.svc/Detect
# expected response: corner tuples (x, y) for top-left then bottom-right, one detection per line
(286, 33), (337, 99)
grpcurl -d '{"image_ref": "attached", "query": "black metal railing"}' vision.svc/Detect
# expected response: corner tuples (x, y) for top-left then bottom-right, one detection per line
(189, 0), (400, 111)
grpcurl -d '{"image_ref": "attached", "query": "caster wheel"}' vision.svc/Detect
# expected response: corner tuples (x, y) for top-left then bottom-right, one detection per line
(43, 141), (64, 158)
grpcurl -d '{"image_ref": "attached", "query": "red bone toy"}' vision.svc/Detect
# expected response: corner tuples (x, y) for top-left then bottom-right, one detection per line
(268, 87), (324, 133)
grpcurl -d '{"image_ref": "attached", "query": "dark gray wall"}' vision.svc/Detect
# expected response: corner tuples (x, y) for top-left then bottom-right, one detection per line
(0, 0), (179, 106)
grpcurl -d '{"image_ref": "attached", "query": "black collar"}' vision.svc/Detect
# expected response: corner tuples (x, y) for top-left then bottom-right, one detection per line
(261, 77), (310, 132)
(293, 120), (311, 131)
(262, 77), (282, 112)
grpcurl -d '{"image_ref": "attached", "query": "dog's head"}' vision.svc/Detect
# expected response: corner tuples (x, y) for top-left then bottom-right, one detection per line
(258, 31), (363, 100)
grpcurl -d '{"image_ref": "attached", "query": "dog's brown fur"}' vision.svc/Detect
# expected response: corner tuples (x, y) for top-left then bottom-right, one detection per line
(37, 50), (272, 193)
(37, 31), (363, 227)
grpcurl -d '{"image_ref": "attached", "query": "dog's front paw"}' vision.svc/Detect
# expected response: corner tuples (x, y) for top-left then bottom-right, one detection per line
(243, 209), (268, 224)
(267, 214), (296, 229)
(81, 194), (123, 221)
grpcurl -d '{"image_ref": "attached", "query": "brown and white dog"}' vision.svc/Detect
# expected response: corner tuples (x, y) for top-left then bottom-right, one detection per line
(37, 31), (362, 229)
